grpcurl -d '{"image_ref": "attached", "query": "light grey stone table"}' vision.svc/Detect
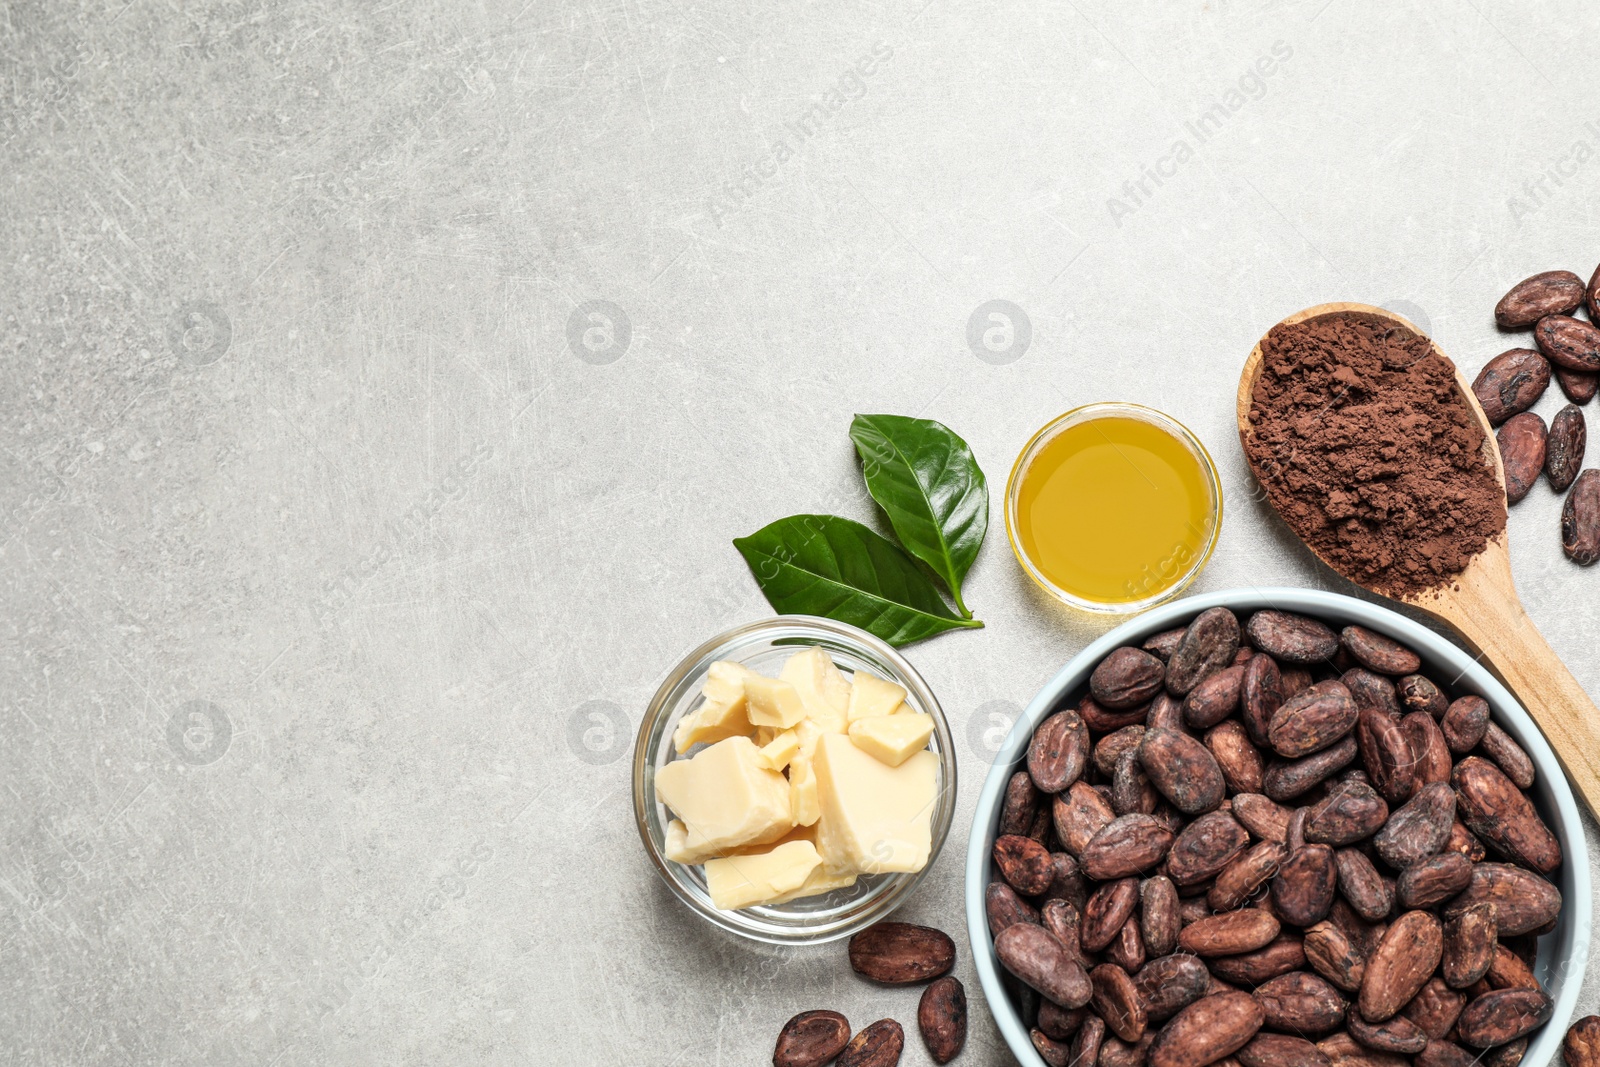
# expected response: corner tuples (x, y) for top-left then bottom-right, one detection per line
(4, 1), (1600, 1063)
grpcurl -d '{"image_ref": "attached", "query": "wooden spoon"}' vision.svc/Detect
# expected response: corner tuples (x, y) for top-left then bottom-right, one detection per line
(1238, 301), (1600, 815)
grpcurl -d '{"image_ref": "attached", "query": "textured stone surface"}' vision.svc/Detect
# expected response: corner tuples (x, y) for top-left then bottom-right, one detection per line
(2, 1), (1600, 1063)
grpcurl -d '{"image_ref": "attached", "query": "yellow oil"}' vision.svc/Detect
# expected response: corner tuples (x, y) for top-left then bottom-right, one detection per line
(1014, 416), (1214, 605)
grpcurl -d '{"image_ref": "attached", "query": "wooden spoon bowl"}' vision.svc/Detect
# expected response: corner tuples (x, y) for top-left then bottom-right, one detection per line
(1238, 301), (1600, 815)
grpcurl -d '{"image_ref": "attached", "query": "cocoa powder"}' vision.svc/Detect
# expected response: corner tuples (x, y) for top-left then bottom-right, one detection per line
(1245, 311), (1506, 598)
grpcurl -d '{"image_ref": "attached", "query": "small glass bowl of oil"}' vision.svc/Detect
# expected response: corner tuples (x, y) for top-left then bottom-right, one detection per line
(1005, 403), (1223, 614)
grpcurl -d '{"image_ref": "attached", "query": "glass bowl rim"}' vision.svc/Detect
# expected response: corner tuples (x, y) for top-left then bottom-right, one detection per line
(1003, 401), (1224, 614)
(632, 614), (957, 945)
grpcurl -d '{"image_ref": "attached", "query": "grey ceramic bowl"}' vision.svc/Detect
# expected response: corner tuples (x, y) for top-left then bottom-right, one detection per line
(966, 588), (1591, 1067)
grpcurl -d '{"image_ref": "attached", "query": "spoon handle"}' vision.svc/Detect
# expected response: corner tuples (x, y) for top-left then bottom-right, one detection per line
(1426, 571), (1600, 818)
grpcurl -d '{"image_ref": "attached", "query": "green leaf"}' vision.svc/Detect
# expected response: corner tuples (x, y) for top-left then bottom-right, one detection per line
(849, 414), (989, 617)
(733, 515), (983, 647)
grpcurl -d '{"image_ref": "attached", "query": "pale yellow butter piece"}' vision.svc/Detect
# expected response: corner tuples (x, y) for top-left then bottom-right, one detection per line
(765, 865), (858, 905)
(672, 661), (757, 752)
(788, 751), (821, 827)
(703, 840), (822, 910)
(664, 819), (724, 865)
(758, 729), (801, 771)
(812, 733), (939, 875)
(655, 736), (792, 858)
(780, 647), (851, 733)
(744, 675), (807, 729)
(847, 672), (907, 723)
(848, 713), (936, 767)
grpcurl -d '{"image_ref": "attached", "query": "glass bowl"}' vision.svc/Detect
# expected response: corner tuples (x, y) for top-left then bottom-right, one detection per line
(1004, 402), (1224, 614)
(633, 615), (956, 945)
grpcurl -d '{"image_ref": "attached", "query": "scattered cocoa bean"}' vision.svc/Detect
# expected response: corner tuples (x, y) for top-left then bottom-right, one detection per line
(849, 923), (955, 985)
(1556, 366), (1599, 405)
(1495, 271), (1586, 327)
(1548, 403), (1587, 492)
(1473, 348), (1552, 423)
(837, 1019), (904, 1067)
(1564, 1015), (1600, 1067)
(917, 977), (966, 1065)
(775, 1010), (852, 1067)
(1563, 468), (1600, 564)
(1535, 314), (1600, 372)
(1497, 411), (1547, 505)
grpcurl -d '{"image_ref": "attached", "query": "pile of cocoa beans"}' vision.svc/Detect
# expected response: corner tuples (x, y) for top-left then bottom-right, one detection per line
(1473, 265), (1600, 562)
(985, 605), (1564, 1067)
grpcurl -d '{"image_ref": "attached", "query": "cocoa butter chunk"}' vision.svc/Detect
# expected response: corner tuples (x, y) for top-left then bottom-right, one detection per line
(1473, 348), (1551, 424)
(1495, 271), (1587, 328)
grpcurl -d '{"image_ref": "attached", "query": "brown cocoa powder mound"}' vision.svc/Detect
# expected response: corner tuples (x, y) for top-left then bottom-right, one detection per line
(1245, 311), (1506, 598)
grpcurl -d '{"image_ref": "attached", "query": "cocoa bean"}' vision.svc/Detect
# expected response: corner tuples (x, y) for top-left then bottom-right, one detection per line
(1102, 1034), (1156, 1067)
(1254, 970), (1347, 1034)
(1340, 627), (1422, 677)
(1335, 848), (1393, 924)
(1473, 348), (1553, 423)
(1591, 262), (1600, 321)
(1072, 1015), (1107, 1067)
(1148, 991), (1264, 1067)
(1359, 911), (1443, 1022)
(1318, 1032), (1408, 1067)
(1304, 921), (1366, 992)
(1210, 840), (1289, 911)
(1395, 852), (1473, 909)
(1114, 750), (1160, 816)
(987, 880), (1041, 935)
(1135, 953), (1211, 1021)
(1210, 935), (1306, 985)
(995, 834), (1057, 896)
(1092, 963), (1149, 1042)
(1272, 843), (1338, 927)
(917, 977), (966, 1065)
(1402, 712), (1453, 785)
(1179, 909), (1281, 957)
(1488, 1037), (1528, 1067)
(1306, 780), (1390, 846)
(1241, 654), (1285, 748)
(1085, 695), (1156, 732)
(1239, 1034), (1330, 1067)
(849, 923), (955, 984)
(1535, 314), (1600, 372)
(1141, 728), (1228, 815)
(1495, 271), (1586, 327)
(1417, 1040), (1476, 1067)
(1329, 897), (1385, 961)
(1042, 900), (1088, 968)
(1440, 697), (1490, 755)
(1149, 692), (1186, 733)
(1107, 915), (1147, 974)
(1397, 675), (1448, 719)
(1145, 628), (1187, 661)
(1497, 411), (1547, 505)
(1083, 878), (1142, 953)
(1265, 735), (1360, 801)
(1031, 807), (1056, 847)
(1486, 943), (1541, 992)
(1232, 793), (1293, 842)
(1031, 709), (1092, 794)
(1205, 721), (1266, 795)
(1166, 810), (1250, 886)
(1403, 977), (1466, 1039)
(1185, 666), (1245, 729)
(1166, 607), (1241, 696)
(1441, 902), (1496, 989)
(1270, 681), (1360, 759)
(775, 1010), (852, 1067)
(1342, 669), (1402, 717)
(1348, 1013), (1428, 1054)
(1451, 757), (1560, 874)
(1097, 726), (1151, 778)
(1246, 611), (1339, 664)
(1094, 648), (1168, 709)
(1564, 1015), (1600, 1067)
(1557, 366), (1599, 404)
(1001, 770), (1041, 836)
(1142, 876), (1181, 956)
(996, 923), (1092, 1008)
(1455, 989), (1553, 1047)
(1548, 403), (1587, 492)
(1564, 468), (1600, 564)
(1044, 852), (1088, 908)
(1281, 668), (1316, 699)
(1357, 708), (1418, 805)
(1084, 815), (1176, 880)
(1056, 781), (1117, 856)
(837, 1019), (904, 1067)
(1445, 820), (1487, 862)
(1373, 781), (1455, 869)
(1480, 722), (1536, 789)
(1038, 1000), (1086, 1041)
(1444, 862), (1561, 936)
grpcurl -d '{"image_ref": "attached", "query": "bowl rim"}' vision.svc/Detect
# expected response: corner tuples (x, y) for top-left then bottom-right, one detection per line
(964, 587), (1591, 1067)
(1003, 402), (1225, 615)
(634, 613), (957, 945)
